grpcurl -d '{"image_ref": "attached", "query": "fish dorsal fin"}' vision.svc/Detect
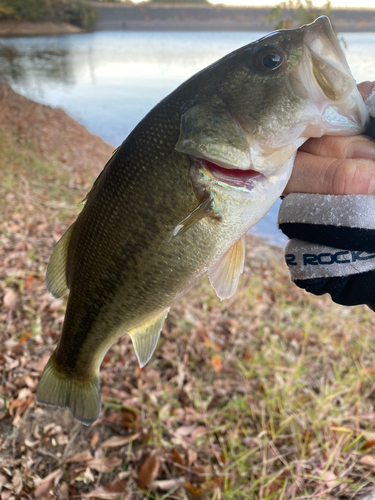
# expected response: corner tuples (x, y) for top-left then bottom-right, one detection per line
(128, 308), (169, 368)
(45, 223), (75, 298)
(208, 237), (245, 300)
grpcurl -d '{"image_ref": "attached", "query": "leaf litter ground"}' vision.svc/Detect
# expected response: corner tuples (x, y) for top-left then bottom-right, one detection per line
(1, 83), (375, 500)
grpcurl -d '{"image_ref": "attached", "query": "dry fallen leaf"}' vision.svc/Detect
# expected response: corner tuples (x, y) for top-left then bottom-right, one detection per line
(361, 439), (375, 451)
(34, 468), (63, 498)
(0, 473), (8, 488)
(90, 432), (100, 448)
(87, 456), (122, 473)
(24, 274), (34, 290)
(320, 470), (339, 489)
(211, 355), (222, 373)
(191, 426), (207, 440)
(151, 477), (185, 491)
(33, 354), (51, 373)
(66, 451), (94, 463)
(84, 480), (127, 499)
(100, 432), (141, 449)
(3, 288), (17, 308)
(359, 455), (375, 468)
(175, 425), (196, 437)
(185, 477), (222, 498)
(137, 451), (161, 490)
(171, 448), (185, 467)
(11, 469), (23, 496)
(19, 331), (31, 343)
(74, 467), (95, 484)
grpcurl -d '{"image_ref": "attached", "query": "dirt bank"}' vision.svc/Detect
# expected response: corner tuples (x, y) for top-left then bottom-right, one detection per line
(0, 83), (112, 173)
(0, 21), (84, 37)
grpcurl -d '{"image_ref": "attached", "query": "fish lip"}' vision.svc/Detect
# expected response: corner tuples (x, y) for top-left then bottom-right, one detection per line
(303, 17), (354, 98)
(199, 159), (266, 190)
(290, 16), (369, 135)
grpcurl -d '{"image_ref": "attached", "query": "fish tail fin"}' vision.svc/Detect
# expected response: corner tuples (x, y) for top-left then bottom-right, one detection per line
(36, 351), (101, 425)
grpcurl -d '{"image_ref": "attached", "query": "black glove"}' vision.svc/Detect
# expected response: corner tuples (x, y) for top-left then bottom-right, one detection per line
(278, 192), (375, 310)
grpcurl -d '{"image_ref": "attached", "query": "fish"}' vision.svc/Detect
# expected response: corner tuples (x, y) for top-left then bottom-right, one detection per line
(36, 16), (369, 424)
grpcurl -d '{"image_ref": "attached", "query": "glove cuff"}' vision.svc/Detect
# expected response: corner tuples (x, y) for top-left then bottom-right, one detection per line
(278, 193), (375, 252)
(285, 238), (375, 280)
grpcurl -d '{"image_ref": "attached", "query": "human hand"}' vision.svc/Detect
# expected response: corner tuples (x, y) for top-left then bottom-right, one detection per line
(279, 81), (375, 311)
(284, 81), (375, 196)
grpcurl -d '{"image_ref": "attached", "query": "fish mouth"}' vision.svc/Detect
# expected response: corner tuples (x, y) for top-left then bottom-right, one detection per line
(292, 16), (368, 135)
(201, 159), (266, 190)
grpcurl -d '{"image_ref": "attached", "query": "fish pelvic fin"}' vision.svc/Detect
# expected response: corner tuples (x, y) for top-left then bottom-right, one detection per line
(36, 351), (101, 425)
(128, 308), (169, 368)
(45, 223), (75, 298)
(208, 236), (246, 300)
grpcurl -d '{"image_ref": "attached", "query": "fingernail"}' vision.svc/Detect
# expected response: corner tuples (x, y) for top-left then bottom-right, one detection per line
(349, 139), (375, 159)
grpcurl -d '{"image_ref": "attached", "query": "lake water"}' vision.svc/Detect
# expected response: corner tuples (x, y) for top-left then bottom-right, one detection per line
(1, 30), (375, 245)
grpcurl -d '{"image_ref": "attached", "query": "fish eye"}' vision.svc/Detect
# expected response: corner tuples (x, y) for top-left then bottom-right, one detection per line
(253, 46), (284, 72)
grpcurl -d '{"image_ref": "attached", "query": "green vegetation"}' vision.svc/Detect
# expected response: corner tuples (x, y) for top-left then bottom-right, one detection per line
(267, 0), (332, 29)
(267, 0), (345, 47)
(0, 0), (98, 28)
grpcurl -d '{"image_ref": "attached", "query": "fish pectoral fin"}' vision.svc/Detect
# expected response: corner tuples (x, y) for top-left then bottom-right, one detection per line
(36, 350), (101, 425)
(169, 193), (216, 241)
(128, 308), (169, 368)
(208, 236), (246, 300)
(45, 222), (75, 298)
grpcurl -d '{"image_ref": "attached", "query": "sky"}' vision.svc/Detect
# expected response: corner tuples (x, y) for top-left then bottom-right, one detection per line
(208, 0), (375, 7)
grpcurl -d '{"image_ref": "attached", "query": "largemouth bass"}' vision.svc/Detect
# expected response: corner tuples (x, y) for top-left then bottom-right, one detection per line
(37, 16), (368, 424)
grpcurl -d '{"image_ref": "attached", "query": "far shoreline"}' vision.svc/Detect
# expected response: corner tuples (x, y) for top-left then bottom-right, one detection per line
(1, 4), (375, 37)
(0, 21), (85, 37)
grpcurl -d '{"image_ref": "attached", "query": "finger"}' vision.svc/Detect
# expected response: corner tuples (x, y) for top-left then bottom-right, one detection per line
(284, 151), (375, 195)
(358, 80), (375, 100)
(299, 134), (375, 159)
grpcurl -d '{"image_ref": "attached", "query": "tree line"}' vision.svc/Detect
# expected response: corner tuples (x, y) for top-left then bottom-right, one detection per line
(0, 0), (98, 29)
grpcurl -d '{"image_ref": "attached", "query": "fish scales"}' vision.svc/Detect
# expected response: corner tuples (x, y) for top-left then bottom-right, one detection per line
(54, 96), (227, 373)
(37, 16), (369, 424)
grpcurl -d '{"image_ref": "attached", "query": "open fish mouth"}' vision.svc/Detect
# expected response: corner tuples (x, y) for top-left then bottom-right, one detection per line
(201, 159), (266, 191)
(292, 16), (368, 135)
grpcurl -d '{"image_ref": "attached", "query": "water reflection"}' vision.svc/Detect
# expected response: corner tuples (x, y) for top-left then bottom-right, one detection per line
(0, 42), (74, 91)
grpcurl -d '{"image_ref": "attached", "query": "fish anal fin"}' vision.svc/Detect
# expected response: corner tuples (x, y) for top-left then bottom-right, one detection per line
(128, 309), (169, 367)
(208, 237), (245, 300)
(45, 223), (75, 298)
(36, 351), (100, 425)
